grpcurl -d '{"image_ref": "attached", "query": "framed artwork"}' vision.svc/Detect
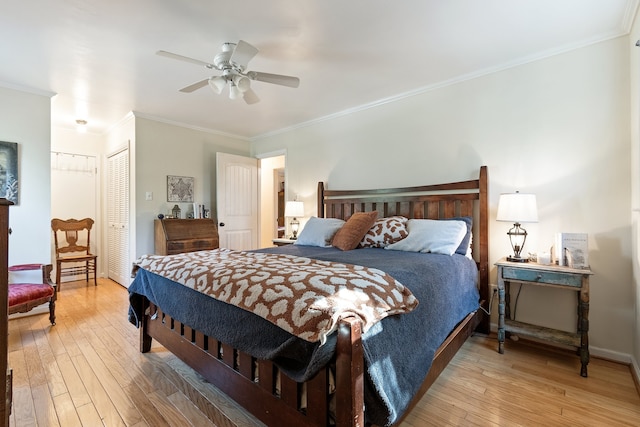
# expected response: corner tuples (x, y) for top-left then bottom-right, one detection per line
(0, 141), (18, 204)
(167, 175), (194, 202)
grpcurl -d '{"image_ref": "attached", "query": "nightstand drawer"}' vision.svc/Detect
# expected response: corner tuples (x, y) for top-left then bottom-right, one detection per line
(502, 267), (582, 287)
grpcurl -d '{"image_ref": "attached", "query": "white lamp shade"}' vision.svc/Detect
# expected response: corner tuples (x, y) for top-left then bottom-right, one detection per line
(284, 201), (304, 218)
(496, 192), (538, 223)
(232, 74), (251, 93)
(208, 76), (226, 94)
(229, 84), (242, 100)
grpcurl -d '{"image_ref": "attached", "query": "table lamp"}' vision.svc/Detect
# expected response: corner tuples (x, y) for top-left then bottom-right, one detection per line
(496, 191), (538, 262)
(284, 201), (304, 239)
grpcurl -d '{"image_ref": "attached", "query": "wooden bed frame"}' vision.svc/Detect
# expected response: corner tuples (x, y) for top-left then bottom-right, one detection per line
(135, 166), (489, 427)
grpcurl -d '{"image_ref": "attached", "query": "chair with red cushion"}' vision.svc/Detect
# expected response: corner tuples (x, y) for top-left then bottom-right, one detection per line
(8, 264), (56, 325)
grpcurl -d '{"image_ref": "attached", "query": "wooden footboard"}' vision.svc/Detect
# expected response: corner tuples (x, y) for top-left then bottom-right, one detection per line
(138, 295), (482, 427)
(139, 297), (364, 427)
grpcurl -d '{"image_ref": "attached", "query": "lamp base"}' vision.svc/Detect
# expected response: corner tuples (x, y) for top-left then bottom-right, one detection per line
(507, 255), (528, 263)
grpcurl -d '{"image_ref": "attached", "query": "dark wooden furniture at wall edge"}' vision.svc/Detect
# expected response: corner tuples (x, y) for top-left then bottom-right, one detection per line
(154, 218), (219, 255)
(0, 199), (13, 426)
(136, 166), (490, 427)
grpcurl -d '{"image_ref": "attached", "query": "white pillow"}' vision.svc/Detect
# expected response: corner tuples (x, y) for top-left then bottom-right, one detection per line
(385, 219), (467, 255)
(294, 217), (346, 247)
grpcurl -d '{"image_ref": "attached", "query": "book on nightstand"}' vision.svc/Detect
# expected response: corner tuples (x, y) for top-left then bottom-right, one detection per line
(555, 232), (589, 269)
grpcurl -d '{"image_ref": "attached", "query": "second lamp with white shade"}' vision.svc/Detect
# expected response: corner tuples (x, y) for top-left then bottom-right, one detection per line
(284, 201), (304, 239)
(496, 191), (538, 262)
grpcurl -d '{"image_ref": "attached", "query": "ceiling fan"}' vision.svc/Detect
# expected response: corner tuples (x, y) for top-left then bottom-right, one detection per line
(157, 40), (300, 104)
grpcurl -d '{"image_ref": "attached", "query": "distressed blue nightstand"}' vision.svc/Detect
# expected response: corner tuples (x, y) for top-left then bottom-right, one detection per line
(496, 258), (593, 377)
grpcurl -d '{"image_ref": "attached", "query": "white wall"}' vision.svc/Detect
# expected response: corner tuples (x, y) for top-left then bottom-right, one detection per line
(0, 86), (52, 265)
(252, 37), (634, 358)
(133, 117), (251, 257)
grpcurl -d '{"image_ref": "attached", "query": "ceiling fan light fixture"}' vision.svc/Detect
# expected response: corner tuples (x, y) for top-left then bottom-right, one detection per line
(229, 84), (242, 100)
(208, 76), (226, 94)
(232, 74), (250, 93)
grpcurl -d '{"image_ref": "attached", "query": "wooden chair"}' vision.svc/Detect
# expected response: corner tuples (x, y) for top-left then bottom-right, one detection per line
(51, 218), (97, 291)
(9, 264), (56, 325)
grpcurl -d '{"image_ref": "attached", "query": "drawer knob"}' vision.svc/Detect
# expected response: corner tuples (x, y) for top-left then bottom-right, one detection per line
(536, 273), (543, 280)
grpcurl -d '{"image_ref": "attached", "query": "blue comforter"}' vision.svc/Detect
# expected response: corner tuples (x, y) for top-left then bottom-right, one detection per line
(128, 246), (479, 426)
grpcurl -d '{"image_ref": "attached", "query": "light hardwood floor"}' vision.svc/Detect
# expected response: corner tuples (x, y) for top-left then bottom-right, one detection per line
(7, 278), (640, 426)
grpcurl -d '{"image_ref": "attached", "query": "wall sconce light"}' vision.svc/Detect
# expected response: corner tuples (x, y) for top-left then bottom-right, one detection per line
(496, 191), (538, 262)
(284, 201), (304, 239)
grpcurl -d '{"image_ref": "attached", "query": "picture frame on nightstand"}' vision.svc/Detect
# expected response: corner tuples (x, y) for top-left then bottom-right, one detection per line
(554, 232), (589, 268)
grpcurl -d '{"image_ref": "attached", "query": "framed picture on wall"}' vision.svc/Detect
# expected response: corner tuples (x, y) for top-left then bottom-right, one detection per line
(0, 141), (18, 204)
(167, 175), (194, 202)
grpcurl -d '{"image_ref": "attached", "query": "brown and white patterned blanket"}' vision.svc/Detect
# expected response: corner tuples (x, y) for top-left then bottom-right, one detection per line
(135, 248), (418, 343)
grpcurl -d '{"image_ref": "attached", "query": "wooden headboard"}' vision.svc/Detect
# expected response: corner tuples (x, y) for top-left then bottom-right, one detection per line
(317, 166), (489, 333)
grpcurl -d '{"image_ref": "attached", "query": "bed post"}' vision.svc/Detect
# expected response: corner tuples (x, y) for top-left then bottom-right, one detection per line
(317, 182), (325, 218)
(334, 318), (365, 427)
(477, 165), (490, 334)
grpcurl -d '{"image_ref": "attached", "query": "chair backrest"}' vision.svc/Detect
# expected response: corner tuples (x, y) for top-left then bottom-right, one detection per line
(51, 218), (94, 256)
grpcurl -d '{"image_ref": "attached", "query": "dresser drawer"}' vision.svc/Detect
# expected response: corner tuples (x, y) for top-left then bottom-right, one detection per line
(502, 266), (583, 287)
(167, 238), (219, 253)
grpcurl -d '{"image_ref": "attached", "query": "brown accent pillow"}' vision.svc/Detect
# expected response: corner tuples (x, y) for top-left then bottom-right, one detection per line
(332, 211), (379, 251)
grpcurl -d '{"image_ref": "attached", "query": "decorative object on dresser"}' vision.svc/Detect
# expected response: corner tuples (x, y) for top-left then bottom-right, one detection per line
(496, 258), (593, 377)
(129, 166), (490, 427)
(284, 200), (304, 239)
(51, 218), (98, 291)
(496, 191), (538, 262)
(154, 218), (219, 255)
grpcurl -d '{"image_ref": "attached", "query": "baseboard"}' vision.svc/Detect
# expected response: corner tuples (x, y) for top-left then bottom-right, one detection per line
(589, 345), (633, 364)
(631, 355), (640, 395)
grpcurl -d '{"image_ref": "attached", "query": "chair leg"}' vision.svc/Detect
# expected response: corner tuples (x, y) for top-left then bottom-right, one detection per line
(49, 299), (56, 325)
(56, 261), (62, 292)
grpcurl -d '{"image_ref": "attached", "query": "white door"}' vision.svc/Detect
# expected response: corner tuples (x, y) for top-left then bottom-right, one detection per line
(107, 148), (130, 286)
(216, 153), (258, 250)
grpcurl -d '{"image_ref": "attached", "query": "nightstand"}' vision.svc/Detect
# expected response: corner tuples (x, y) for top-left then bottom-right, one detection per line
(496, 258), (593, 377)
(272, 238), (295, 246)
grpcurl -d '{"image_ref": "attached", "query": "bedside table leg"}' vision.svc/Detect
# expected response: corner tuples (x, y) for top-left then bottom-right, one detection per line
(497, 281), (505, 354)
(578, 281), (590, 377)
(579, 300), (590, 377)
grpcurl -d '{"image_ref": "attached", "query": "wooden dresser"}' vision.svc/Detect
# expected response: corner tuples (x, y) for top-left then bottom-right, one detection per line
(0, 199), (12, 426)
(154, 219), (219, 255)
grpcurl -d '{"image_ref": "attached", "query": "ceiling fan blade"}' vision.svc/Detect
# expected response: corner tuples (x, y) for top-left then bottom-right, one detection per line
(157, 50), (214, 69)
(179, 79), (210, 93)
(246, 71), (300, 88)
(230, 40), (259, 70)
(243, 88), (260, 104)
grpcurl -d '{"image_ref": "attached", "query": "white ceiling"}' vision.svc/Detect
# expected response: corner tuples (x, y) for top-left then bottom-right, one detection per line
(1, 0), (637, 139)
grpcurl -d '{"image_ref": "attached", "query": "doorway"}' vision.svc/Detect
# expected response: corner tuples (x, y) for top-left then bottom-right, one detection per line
(50, 151), (98, 282)
(258, 154), (285, 248)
